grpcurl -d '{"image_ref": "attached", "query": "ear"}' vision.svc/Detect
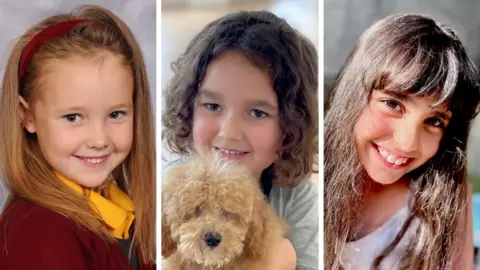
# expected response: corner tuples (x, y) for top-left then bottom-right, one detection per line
(244, 198), (275, 259)
(19, 96), (36, 133)
(161, 213), (177, 258)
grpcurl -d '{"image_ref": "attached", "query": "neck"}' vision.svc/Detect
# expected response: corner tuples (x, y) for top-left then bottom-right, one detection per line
(350, 176), (411, 240)
(362, 176), (410, 202)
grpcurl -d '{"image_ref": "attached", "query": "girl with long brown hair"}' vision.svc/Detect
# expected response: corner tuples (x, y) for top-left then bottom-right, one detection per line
(325, 14), (480, 269)
(0, 5), (155, 269)
(162, 10), (318, 270)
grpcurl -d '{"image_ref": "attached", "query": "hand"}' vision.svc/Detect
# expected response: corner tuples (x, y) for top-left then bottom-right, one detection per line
(266, 238), (296, 270)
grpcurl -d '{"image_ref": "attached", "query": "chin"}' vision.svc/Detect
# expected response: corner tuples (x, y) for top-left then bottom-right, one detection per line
(366, 170), (402, 186)
(76, 180), (107, 188)
(71, 173), (110, 188)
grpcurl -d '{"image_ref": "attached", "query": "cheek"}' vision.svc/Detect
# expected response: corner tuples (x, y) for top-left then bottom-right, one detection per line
(36, 120), (79, 154)
(249, 122), (282, 154)
(192, 111), (218, 150)
(110, 122), (133, 152)
(354, 107), (391, 143)
(420, 133), (442, 160)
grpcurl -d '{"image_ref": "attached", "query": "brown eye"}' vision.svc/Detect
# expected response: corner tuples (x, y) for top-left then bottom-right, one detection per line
(205, 103), (221, 111)
(64, 114), (81, 123)
(382, 99), (403, 112)
(425, 117), (445, 129)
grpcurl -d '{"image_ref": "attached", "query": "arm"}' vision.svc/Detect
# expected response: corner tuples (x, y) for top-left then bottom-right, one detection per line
(266, 238), (297, 270)
(453, 182), (473, 270)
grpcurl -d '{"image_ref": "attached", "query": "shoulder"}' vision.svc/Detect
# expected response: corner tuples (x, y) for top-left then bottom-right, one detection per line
(0, 198), (91, 269)
(2, 197), (70, 220)
(0, 197), (82, 234)
(269, 179), (318, 218)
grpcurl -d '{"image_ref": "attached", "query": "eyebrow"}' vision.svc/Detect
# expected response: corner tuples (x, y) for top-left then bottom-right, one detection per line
(110, 103), (134, 110)
(247, 100), (278, 111)
(432, 111), (452, 121)
(54, 103), (133, 113)
(381, 90), (413, 103)
(197, 89), (222, 100)
(53, 106), (86, 113)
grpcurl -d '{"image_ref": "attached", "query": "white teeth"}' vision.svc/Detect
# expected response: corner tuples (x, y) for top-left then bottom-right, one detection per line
(217, 148), (244, 155)
(85, 158), (103, 164)
(377, 146), (409, 165)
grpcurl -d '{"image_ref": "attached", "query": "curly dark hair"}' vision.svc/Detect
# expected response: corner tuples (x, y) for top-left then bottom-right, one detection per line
(162, 10), (318, 187)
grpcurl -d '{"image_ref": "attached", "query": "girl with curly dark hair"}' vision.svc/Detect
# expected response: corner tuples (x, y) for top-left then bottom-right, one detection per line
(162, 10), (318, 270)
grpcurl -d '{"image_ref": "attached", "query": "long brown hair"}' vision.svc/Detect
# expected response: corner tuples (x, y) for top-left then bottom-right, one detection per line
(162, 10), (318, 187)
(325, 14), (479, 269)
(0, 5), (155, 264)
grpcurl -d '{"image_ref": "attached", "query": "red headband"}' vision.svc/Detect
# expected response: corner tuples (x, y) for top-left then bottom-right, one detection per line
(19, 19), (90, 79)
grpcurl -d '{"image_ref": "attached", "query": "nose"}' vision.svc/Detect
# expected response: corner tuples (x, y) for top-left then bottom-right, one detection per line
(393, 120), (420, 153)
(204, 231), (222, 248)
(86, 121), (108, 149)
(218, 114), (242, 141)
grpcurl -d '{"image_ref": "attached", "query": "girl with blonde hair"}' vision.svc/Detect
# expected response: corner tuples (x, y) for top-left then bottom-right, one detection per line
(0, 5), (155, 269)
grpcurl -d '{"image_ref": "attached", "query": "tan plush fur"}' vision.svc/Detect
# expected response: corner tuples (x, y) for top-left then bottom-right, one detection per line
(161, 158), (287, 270)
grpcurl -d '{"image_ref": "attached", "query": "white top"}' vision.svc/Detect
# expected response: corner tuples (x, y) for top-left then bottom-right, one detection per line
(341, 205), (420, 269)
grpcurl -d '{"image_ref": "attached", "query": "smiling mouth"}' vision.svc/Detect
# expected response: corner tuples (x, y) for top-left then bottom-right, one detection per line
(214, 147), (248, 154)
(213, 147), (248, 160)
(372, 143), (412, 168)
(75, 155), (110, 166)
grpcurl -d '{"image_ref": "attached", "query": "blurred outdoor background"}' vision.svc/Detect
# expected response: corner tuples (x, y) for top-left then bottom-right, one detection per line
(325, 0), (480, 266)
(0, 0), (156, 209)
(161, 0), (319, 183)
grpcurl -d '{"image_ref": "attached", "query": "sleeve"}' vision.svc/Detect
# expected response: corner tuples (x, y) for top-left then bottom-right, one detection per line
(0, 212), (91, 270)
(285, 180), (319, 270)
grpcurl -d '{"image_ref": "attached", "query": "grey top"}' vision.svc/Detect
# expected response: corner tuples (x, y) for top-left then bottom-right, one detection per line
(268, 179), (319, 270)
(163, 159), (319, 270)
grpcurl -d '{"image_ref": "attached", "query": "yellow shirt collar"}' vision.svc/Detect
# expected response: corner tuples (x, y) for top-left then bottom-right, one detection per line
(56, 173), (135, 239)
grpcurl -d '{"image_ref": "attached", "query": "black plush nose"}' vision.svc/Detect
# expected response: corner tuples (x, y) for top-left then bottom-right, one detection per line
(204, 232), (222, 248)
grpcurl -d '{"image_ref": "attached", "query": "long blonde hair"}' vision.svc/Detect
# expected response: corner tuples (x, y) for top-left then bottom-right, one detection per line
(0, 5), (155, 264)
(325, 14), (479, 269)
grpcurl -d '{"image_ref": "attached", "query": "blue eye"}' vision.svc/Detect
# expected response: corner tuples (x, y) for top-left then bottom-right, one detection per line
(110, 111), (126, 119)
(64, 114), (81, 123)
(205, 103), (221, 111)
(251, 109), (268, 118)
